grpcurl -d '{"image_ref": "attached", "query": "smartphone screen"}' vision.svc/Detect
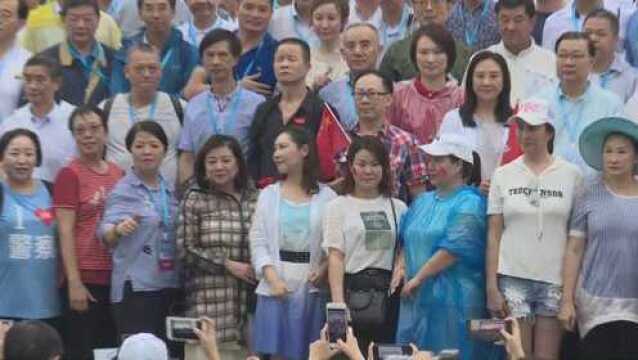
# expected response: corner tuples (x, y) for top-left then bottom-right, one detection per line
(327, 308), (347, 344)
(374, 344), (413, 360)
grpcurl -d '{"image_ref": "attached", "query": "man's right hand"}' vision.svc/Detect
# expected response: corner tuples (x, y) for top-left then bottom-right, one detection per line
(68, 281), (96, 313)
(241, 73), (272, 95)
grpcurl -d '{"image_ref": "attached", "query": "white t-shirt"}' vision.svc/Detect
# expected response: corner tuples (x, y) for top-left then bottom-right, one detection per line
(488, 156), (583, 285)
(322, 195), (407, 274)
(0, 44), (30, 120)
(100, 92), (184, 187)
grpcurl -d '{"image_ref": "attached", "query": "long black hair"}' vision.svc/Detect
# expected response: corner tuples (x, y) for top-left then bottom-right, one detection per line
(459, 51), (513, 128)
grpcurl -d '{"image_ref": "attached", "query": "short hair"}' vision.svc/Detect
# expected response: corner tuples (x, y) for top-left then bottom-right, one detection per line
(275, 127), (319, 195)
(353, 69), (394, 94)
(584, 8), (620, 36)
(68, 104), (108, 133)
(126, 43), (160, 62)
(138, 0), (176, 11)
(342, 136), (393, 197)
(495, 0), (535, 18)
(60, 0), (100, 17)
(199, 29), (242, 59)
(0, 128), (43, 167)
(125, 120), (169, 153)
(17, 0), (29, 20)
(24, 55), (63, 81)
(409, 24), (457, 74)
(343, 22), (379, 41)
(275, 37), (311, 64)
(555, 31), (596, 57)
(240, 0), (274, 8)
(310, 0), (350, 30)
(3, 321), (64, 360)
(194, 135), (249, 191)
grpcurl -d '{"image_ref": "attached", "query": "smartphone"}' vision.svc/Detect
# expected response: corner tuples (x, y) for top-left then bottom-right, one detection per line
(467, 319), (512, 342)
(326, 302), (348, 345)
(372, 343), (413, 360)
(166, 317), (202, 342)
(0, 319), (13, 327)
(435, 349), (460, 359)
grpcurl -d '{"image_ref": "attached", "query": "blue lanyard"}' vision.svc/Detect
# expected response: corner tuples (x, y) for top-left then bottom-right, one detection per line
(556, 90), (585, 144)
(346, 78), (357, 126)
(599, 71), (613, 89)
(128, 95), (158, 125)
(463, 0), (490, 47)
(570, 3), (581, 31)
(161, 49), (174, 71)
(146, 179), (170, 226)
(68, 42), (106, 80)
(188, 21), (198, 46)
(205, 88), (243, 135)
(242, 40), (265, 78)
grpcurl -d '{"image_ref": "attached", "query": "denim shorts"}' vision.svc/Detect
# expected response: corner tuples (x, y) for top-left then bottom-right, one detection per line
(498, 275), (562, 318)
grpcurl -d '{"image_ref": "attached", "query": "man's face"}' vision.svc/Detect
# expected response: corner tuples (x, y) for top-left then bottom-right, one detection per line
(556, 38), (594, 83)
(412, 0), (450, 25)
(380, 0), (404, 13)
(584, 17), (618, 58)
(238, 0), (272, 34)
(354, 74), (392, 123)
(498, 5), (534, 50)
(23, 65), (60, 106)
(202, 41), (239, 82)
(186, 0), (216, 21)
(341, 26), (381, 72)
(125, 49), (162, 93)
(0, 0), (20, 42)
(274, 43), (310, 85)
(64, 5), (99, 46)
(140, 0), (175, 34)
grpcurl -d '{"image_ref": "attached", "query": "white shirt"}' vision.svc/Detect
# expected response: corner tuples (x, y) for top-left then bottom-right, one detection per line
(100, 92), (184, 187)
(624, 91), (638, 121)
(378, 5), (413, 48)
(107, 0), (192, 39)
(347, 0), (383, 29)
(0, 43), (30, 120)
(268, 3), (319, 47)
(0, 101), (77, 182)
(488, 40), (557, 106)
(488, 156), (583, 285)
(178, 16), (238, 47)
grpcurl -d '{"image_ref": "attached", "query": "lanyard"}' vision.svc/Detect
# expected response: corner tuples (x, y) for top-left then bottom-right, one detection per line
(127, 95), (158, 125)
(570, 3), (581, 31)
(205, 88), (243, 135)
(146, 179), (170, 226)
(463, 0), (490, 47)
(242, 40), (265, 78)
(381, 9), (410, 46)
(346, 77), (357, 128)
(556, 90), (586, 144)
(161, 48), (174, 71)
(188, 21), (199, 46)
(599, 71), (613, 89)
(68, 42), (106, 81)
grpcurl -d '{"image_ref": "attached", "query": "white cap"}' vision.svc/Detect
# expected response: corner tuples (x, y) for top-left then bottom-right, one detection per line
(420, 133), (474, 164)
(511, 98), (554, 127)
(118, 333), (169, 360)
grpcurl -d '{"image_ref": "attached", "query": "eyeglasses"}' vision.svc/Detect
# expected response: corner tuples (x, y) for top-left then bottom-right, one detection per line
(353, 90), (391, 99)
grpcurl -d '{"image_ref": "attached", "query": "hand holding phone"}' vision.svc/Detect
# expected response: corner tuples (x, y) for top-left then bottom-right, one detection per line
(166, 317), (202, 342)
(326, 302), (347, 345)
(372, 343), (414, 360)
(468, 318), (513, 343)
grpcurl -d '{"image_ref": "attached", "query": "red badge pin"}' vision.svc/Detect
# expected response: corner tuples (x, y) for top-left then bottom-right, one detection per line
(292, 117), (306, 126)
(34, 208), (54, 226)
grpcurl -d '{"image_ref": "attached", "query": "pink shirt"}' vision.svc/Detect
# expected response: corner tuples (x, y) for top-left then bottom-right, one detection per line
(388, 79), (464, 145)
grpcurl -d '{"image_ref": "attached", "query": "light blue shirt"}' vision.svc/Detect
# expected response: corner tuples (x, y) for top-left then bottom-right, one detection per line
(177, 16), (238, 48)
(99, 171), (179, 303)
(0, 181), (60, 319)
(378, 6), (413, 48)
(625, 10), (638, 68)
(279, 199), (311, 252)
(537, 82), (623, 177)
(178, 86), (264, 157)
(590, 54), (638, 103)
(268, 3), (319, 47)
(318, 76), (357, 130)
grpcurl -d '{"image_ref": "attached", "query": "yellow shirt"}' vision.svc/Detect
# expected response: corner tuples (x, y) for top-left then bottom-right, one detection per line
(18, 1), (122, 53)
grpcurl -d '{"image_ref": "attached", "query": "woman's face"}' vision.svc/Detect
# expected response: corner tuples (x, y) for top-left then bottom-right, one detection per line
(472, 58), (504, 104)
(312, 3), (343, 43)
(205, 145), (239, 189)
(517, 121), (553, 155)
(273, 133), (308, 175)
(72, 112), (107, 158)
(131, 131), (166, 174)
(415, 35), (448, 80)
(350, 149), (383, 194)
(3, 135), (38, 183)
(603, 134), (637, 177)
(427, 155), (462, 188)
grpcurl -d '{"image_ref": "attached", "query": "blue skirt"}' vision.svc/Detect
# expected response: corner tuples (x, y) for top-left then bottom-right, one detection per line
(253, 285), (325, 359)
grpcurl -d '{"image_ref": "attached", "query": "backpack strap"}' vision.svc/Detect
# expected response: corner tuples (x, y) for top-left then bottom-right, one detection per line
(103, 97), (115, 120)
(169, 95), (184, 125)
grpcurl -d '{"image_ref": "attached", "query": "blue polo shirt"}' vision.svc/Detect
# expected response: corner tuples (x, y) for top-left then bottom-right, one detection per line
(235, 32), (278, 91)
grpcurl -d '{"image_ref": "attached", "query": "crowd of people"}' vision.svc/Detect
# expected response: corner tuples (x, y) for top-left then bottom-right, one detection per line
(0, 0), (638, 359)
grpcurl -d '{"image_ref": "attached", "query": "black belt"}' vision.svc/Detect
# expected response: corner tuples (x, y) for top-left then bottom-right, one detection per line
(279, 250), (310, 263)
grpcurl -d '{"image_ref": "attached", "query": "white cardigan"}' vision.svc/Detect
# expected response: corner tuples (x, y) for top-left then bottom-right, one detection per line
(250, 182), (337, 296)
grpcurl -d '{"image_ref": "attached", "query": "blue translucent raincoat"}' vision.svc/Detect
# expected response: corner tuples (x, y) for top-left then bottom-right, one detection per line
(396, 186), (502, 359)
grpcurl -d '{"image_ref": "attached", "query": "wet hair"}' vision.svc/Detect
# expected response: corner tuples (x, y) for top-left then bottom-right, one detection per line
(555, 31), (596, 57)
(194, 135), (249, 191)
(199, 28), (242, 59)
(460, 51), (513, 127)
(310, 0), (350, 30)
(60, 0), (100, 17)
(409, 23), (457, 75)
(68, 104), (108, 133)
(353, 69), (394, 94)
(275, 37), (311, 64)
(3, 321), (64, 360)
(138, 0), (176, 11)
(24, 55), (63, 81)
(584, 8), (620, 36)
(342, 136), (393, 197)
(125, 120), (169, 153)
(0, 128), (43, 166)
(495, 0), (535, 18)
(275, 127), (319, 195)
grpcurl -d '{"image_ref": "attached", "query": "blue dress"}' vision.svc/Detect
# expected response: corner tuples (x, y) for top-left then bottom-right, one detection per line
(396, 186), (502, 359)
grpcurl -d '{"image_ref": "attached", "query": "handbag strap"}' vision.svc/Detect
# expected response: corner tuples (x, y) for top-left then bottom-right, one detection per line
(389, 198), (398, 273)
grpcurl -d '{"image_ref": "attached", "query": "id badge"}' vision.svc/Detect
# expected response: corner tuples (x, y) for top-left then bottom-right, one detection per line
(158, 230), (175, 271)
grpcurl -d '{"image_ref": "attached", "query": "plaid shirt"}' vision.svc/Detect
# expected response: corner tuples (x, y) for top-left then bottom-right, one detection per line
(352, 123), (428, 202)
(177, 185), (259, 343)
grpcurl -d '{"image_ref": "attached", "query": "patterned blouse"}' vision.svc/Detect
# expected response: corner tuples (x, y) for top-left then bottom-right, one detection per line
(177, 184), (259, 343)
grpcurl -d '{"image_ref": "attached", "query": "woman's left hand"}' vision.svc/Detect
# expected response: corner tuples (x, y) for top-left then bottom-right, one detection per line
(479, 179), (491, 195)
(308, 270), (325, 287)
(390, 266), (405, 295)
(401, 277), (421, 297)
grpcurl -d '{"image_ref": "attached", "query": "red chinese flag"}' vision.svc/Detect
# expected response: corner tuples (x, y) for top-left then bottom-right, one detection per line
(501, 118), (523, 165)
(316, 105), (351, 181)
